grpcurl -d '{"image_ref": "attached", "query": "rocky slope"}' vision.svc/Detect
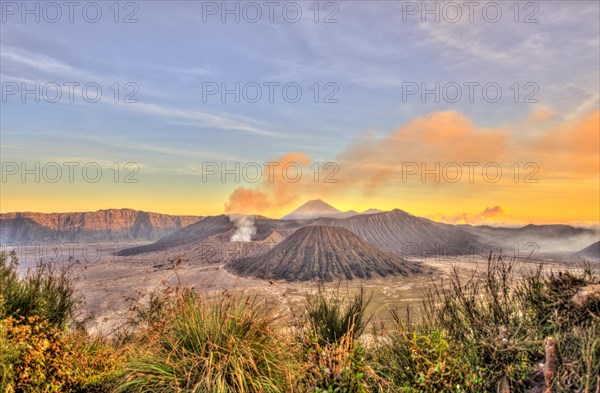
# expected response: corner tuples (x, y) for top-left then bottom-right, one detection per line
(118, 214), (304, 256)
(0, 209), (201, 242)
(119, 209), (486, 258)
(314, 209), (484, 256)
(227, 225), (427, 281)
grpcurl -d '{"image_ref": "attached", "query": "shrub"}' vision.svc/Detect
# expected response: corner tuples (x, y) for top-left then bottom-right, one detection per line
(0, 251), (80, 328)
(305, 284), (373, 345)
(1, 314), (125, 392)
(374, 254), (599, 393)
(302, 325), (376, 393)
(371, 311), (485, 392)
(422, 255), (538, 390)
(118, 289), (295, 393)
(516, 267), (599, 392)
(301, 284), (384, 392)
(0, 251), (124, 392)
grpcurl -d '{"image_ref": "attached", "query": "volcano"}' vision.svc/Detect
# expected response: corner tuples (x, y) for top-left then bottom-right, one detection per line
(119, 207), (487, 258)
(281, 199), (343, 220)
(314, 209), (483, 256)
(227, 225), (427, 281)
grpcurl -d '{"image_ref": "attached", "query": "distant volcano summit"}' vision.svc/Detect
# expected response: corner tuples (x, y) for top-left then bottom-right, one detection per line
(281, 199), (342, 220)
(281, 199), (383, 220)
(227, 225), (427, 281)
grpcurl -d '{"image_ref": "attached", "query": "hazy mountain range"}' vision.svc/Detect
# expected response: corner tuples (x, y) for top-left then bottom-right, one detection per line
(117, 207), (484, 258)
(1, 200), (597, 282)
(0, 209), (201, 242)
(459, 223), (598, 252)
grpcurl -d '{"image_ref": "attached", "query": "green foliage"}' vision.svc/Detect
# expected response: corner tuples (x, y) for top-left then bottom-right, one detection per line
(0, 251), (80, 328)
(306, 284), (373, 345)
(517, 267), (600, 392)
(302, 325), (373, 393)
(118, 289), (295, 393)
(422, 255), (538, 390)
(371, 318), (485, 392)
(0, 251), (124, 392)
(1, 315), (125, 392)
(301, 284), (384, 392)
(373, 255), (599, 393)
(1, 248), (597, 393)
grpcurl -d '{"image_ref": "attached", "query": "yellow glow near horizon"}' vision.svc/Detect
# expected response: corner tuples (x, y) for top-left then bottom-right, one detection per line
(2, 110), (598, 226)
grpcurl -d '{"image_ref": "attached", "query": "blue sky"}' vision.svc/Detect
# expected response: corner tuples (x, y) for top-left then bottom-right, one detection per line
(1, 1), (599, 220)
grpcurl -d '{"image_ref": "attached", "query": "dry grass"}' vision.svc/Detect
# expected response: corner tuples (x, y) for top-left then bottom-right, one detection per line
(1, 250), (597, 392)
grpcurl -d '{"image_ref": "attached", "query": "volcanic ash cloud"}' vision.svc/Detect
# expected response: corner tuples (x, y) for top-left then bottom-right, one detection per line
(229, 214), (256, 242)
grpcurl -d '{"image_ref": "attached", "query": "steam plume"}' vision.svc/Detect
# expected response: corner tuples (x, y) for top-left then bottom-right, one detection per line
(229, 214), (256, 242)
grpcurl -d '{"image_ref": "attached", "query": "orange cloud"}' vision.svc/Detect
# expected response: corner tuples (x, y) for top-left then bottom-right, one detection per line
(225, 111), (512, 216)
(426, 206), (509, 225)
(224, 152), (315, 214)
(225, 188), (270, 214)
(224, 109), (599, 223)
(534, 110), (600, 176)
(337, 111), (509, 189)
(529, 106), (557, 122)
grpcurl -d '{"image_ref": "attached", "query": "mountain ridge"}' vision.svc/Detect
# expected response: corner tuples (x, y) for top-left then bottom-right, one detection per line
(227, 225), (428, 281)
(313, 209), (484, 256)
(0, 209), (201, 242)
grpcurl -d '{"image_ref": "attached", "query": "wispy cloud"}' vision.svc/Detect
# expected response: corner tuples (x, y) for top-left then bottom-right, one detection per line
(1, 45), (95, 79)
(1, 46), (280, 136)
(129, 102), (277, 136)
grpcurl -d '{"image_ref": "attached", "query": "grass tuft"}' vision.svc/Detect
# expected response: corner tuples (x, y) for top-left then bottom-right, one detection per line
(118, 288), (296, 393)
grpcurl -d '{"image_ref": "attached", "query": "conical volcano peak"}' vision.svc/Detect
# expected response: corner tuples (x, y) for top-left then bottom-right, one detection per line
(281, 199), (342, 220)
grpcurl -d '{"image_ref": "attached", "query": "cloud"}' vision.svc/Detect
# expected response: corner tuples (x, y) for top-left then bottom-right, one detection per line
(336, 111), (508, 189)
(223, 108), (599, 222)
(224, 153), (312, 214)
(533, 110), (600, 177)
(131, 102), (277, 136)
(225, 188), (270, 214)
(426, 206), (508, 225)
(0, 45), (94, 79)
(224, 111), (510, 215)
(1, 45), (278, 137)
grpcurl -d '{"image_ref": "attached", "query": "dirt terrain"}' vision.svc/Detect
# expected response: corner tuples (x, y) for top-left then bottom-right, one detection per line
(7, 241), (597, 336)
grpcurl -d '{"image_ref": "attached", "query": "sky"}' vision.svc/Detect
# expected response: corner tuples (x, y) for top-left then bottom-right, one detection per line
(0, 1), (599, 225)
